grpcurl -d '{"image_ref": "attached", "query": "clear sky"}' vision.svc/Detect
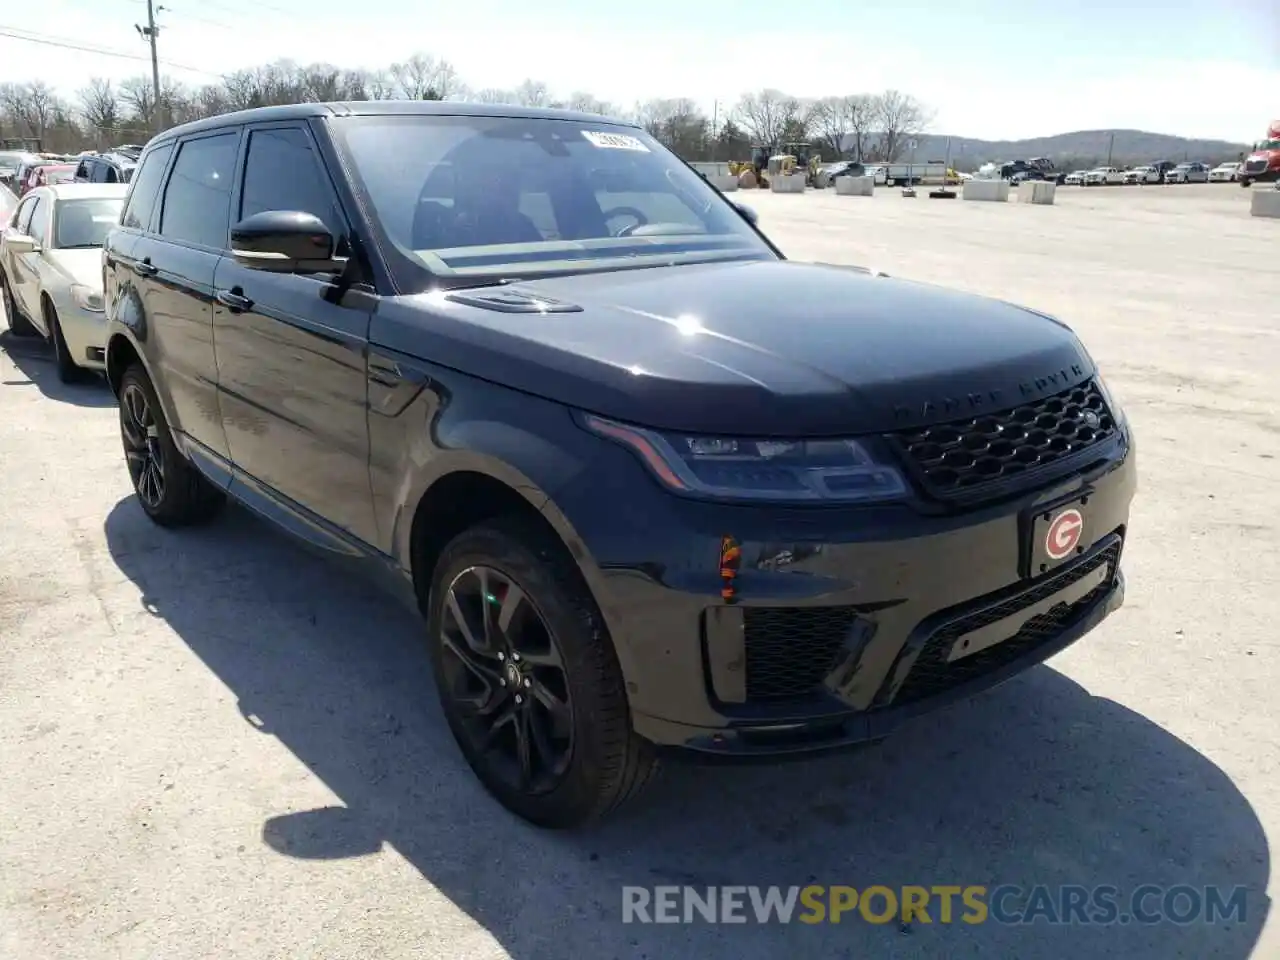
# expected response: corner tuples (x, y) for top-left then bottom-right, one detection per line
(1, 0), (1276, 142)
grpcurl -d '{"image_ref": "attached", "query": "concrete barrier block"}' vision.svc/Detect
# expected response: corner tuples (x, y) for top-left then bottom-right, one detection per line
(1017, 180), (1056, 205)
(962, 179), (1010, 202)
(770, 175), (806, 194)
(710, 174), (740, 192)
(1250, 188), (1280, 219)
(835, 176), (874, 196)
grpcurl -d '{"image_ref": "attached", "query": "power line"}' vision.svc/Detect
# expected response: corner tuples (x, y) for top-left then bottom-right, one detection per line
(0, 22), (221, 77)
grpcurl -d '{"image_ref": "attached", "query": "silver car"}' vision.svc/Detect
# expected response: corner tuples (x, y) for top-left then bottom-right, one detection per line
(0, 182), (127, 382)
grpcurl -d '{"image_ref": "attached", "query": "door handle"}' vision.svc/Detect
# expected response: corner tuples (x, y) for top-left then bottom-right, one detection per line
(132, 257), (157, 277)
(215, 288), (253, 312)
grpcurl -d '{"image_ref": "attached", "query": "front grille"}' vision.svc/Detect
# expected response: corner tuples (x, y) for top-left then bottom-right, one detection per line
(886, 542), (1119, 708)
(743, 606), (859, 701)
(888, 380), (1117, 501)
(1244, 160), (1267, 175)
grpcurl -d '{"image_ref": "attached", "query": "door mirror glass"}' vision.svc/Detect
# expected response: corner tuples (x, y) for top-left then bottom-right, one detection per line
(230, 210), (341, 274)
(6, 233), (36, 254)
(732, 201), (758, 226)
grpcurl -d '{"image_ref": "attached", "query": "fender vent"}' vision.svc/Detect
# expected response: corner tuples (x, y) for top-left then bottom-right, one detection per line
(445, 290), (582, 313)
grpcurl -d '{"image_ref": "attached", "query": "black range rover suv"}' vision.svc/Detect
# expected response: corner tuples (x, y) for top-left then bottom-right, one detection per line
(102, 102), (1136, 828)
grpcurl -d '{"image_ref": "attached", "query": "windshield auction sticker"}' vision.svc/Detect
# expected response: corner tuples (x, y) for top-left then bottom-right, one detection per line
(582, 131), (650, 152)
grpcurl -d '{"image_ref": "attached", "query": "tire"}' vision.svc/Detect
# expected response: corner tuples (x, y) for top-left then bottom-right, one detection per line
(427, 517), (658, 829)
(1240, 177), (1251, 188)
(1, 273), (38, 337)
(118, 363), (225, 527)
(44, 299), (84, 384)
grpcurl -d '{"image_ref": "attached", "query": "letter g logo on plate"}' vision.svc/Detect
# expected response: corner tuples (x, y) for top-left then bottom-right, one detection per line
(1044, 508), (1085, 560)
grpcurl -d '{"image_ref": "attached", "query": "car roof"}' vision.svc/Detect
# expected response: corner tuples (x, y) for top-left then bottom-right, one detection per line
(44, 182), (130, 201)
(150, 99), (636, 146)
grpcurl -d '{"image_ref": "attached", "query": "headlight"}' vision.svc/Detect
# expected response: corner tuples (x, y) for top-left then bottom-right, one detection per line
(1094, 372), (1128, 430)
(580, 413), (908, 503)
(71, 284), (105, 313)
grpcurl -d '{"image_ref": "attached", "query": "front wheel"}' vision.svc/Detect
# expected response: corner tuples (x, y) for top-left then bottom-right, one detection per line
(427, 518), (658, 828)
(118, 364), (225, 527)
(44, 300), (85, 384)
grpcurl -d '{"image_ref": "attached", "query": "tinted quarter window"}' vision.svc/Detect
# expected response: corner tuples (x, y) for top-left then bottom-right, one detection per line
(122, 142), (174, 230)
(240, 127), (342, 237)
(26, 196), (47, 244)
(160, 133), (239, 249)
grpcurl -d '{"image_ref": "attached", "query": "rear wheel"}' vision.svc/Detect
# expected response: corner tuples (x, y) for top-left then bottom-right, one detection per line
(1, 273), (37, 337)
(427, 518), (657, 828)
(118, 364), (225, 527)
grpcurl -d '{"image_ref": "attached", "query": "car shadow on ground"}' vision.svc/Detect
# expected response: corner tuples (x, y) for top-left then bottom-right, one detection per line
(103, 497), (1270, 959)
(0, 328), (113, 407)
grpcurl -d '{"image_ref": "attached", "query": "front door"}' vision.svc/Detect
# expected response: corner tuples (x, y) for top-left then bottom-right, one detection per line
(212, 122), (378, 546)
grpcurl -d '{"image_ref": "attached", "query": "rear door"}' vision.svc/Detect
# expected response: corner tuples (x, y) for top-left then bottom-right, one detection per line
(212, 121), (378, 545)
(136, 129), (241, 460)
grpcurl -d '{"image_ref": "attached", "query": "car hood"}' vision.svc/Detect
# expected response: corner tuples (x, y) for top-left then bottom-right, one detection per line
(44, 248), (103, 289)
(372, 259), (1093, 437)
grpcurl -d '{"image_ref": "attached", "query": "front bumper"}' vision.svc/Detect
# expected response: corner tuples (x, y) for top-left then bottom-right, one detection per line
(558, 421), (1136, 760)
(52, 294), (107, 370)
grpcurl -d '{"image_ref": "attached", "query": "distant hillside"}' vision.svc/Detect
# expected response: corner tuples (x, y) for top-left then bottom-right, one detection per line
(891, 130), (1250, 170)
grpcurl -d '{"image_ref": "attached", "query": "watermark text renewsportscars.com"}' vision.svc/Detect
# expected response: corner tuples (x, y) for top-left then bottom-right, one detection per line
(622, 884), (1250, 926)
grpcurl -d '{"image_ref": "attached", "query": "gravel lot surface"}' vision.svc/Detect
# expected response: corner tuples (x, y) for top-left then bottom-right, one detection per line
(1, 182), (1275, 959)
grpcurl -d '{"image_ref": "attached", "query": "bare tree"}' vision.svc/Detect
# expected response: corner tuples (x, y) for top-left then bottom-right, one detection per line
(809, 94), (874, 160)
(471, 87), (515, 105)
(513, 79), (550, 107)
(733, 89), (801, 148)
(390, 53), (460, 100)
(77, 79), (119, 145)
(635, 98), (708, 157)
(868, 89), (931, 162)
(560, 92), (618, 116)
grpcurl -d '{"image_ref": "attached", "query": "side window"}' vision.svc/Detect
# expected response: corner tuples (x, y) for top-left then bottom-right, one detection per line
(122, 142), (174, 230)
(160, 132), (239, 249)
(103, 166), (118, 184)
(239, 127), (344, 240)
(75, 159), (90, 180)
(11, 196), (33, 230)
(17, 196), (38, 234)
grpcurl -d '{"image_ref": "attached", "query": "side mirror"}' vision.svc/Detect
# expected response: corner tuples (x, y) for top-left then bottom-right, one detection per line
(733, 201), (759, 226)
(230, 210), (343, 274)
(6, 234), (37, 255)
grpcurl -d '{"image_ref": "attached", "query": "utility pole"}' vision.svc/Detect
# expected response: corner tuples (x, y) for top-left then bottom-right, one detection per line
(136, 1), (165, 135)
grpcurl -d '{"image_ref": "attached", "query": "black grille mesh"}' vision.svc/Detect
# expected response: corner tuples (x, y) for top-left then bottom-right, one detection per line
(743, 606), (858, 701)
(887, 542), (1119, 707)
(888, 380), (1117, 499)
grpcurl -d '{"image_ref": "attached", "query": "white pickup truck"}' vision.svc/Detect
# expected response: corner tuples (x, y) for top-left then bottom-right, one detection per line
(1084, 167), (1125, 186)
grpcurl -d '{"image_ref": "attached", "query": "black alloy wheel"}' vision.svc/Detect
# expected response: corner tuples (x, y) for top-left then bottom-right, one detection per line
(121, 379), (166, 510)
(116, 364), (224, 526)
(428, 519), (658, 828)
(438, 564), (574, 795)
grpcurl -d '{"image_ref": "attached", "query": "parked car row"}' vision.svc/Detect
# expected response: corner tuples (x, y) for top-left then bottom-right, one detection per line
(1061, 161), (1230, 186)
(0, 145), (141, 199)
(0, 102), (1137, 829)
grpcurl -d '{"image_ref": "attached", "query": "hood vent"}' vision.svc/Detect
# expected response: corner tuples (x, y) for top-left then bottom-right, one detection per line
(445, 290), (583, 314)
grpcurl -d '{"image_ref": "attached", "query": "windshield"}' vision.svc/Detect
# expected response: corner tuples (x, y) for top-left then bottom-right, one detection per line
(53, 197), (125, 249)
(333, 115), (774, 282)
(1253, 140), (1280, 151)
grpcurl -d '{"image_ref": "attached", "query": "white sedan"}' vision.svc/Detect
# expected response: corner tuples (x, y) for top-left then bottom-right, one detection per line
(1208, 162), (1240, 182)
(1063, 169), (1090, 185)
(0, 182), (127, 382)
